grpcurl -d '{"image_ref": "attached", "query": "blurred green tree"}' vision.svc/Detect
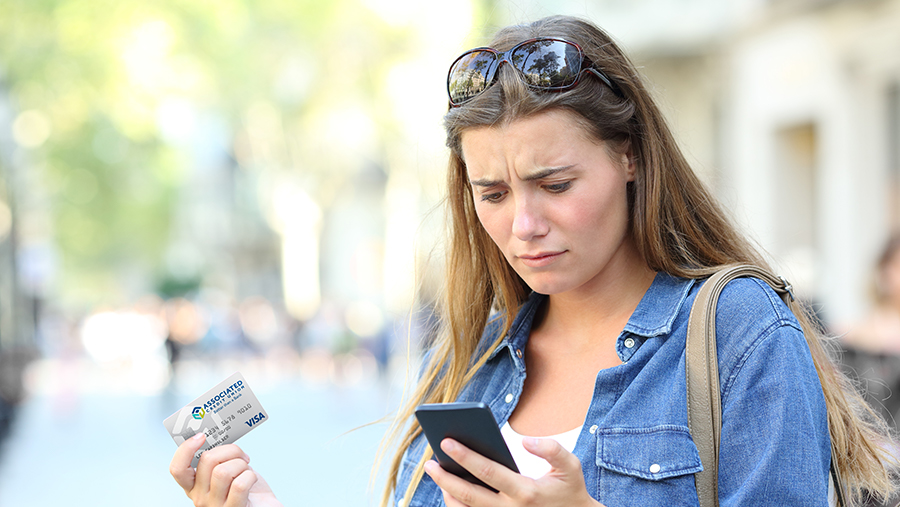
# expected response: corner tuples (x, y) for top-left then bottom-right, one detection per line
(0, 0), (421, 308)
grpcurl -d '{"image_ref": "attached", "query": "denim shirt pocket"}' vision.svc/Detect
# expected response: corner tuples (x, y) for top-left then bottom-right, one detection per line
(594, 425), (702, 504)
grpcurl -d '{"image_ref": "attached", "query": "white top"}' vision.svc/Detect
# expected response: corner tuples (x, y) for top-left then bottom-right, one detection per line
(500, 421), (583, 479)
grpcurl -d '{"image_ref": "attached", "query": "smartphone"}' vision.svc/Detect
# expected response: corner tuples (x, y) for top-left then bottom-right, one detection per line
(414, 402), (519, 491)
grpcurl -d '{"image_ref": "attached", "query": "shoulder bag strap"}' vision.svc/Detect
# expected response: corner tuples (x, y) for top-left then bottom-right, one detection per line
(685, 264), (845, 507)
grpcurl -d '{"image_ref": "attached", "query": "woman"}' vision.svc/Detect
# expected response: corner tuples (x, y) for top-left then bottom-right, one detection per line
(843, 234), (900, 358)
(169, 15), (898, 507)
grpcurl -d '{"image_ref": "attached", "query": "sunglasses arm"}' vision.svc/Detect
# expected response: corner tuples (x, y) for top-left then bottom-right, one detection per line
(584, 67), (623, 97)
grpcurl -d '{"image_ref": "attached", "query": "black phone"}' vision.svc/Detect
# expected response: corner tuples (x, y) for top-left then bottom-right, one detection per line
(414, 402), (519, 491)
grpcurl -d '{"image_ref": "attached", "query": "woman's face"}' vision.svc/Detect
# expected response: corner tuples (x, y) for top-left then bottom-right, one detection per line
(461, 109), (642, 297)
(880, 248), (900, 303)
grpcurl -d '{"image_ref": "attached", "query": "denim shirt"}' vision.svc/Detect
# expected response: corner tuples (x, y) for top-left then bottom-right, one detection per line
(395, 272), (831, 507)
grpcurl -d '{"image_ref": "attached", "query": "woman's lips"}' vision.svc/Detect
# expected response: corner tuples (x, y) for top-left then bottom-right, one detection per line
(518, 251), (566, 268)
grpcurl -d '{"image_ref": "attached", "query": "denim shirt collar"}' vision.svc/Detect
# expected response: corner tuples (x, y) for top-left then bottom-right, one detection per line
(488, 272), (696, 367)
(623, 272), (696, 337)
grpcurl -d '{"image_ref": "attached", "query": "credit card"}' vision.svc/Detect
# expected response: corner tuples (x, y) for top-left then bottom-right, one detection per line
(163, 372), (269, 467)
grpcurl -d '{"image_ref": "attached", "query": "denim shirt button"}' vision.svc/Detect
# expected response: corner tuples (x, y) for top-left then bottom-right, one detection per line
(649, 463), (661, 474)
(505, 393), (514, 403)
(624, 337), (635, 348)
(516, 348), (523, 358)
(589, 424), (598, 434)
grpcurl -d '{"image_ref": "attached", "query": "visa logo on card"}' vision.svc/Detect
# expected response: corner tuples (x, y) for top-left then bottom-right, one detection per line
(163, 372), (269, 467)
(245, 412), (266, 427)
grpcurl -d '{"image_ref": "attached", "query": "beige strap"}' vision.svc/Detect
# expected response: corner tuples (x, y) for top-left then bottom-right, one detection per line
(686, 265), (797, 507)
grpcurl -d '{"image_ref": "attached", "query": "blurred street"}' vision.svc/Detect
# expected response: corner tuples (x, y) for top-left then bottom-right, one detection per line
(0, 358), (403, 506)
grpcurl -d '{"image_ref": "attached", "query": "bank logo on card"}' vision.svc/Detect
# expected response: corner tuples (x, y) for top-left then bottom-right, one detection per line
(192, 407), (205, 420)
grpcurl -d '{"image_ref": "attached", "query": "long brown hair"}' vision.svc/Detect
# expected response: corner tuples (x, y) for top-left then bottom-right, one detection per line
(378, 15), (898, 506)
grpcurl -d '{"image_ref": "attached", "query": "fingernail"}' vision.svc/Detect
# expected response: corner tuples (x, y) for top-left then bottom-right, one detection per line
(424, 460), (437, 476)
(523, 437), (540, 447)
(192, 433), (205, 441)
(441, 439), (456, 453)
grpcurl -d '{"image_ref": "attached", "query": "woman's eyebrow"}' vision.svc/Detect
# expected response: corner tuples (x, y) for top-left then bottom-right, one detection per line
(521, 165), (575, 181)
(469, 177), (502, 188)
(469, 166), (575, 187)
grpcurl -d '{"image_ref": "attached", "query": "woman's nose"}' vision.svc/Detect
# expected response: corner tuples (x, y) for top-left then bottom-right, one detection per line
(511, 197), (549, 241)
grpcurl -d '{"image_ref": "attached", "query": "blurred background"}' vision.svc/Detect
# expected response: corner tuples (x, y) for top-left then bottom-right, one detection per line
(1, 0), (900, 505)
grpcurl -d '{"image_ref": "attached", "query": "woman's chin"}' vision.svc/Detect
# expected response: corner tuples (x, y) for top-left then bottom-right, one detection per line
(517, 276), (575, 296)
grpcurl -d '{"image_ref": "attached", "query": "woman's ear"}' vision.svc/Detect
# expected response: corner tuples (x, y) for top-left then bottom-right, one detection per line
(621, 145), (636, 182)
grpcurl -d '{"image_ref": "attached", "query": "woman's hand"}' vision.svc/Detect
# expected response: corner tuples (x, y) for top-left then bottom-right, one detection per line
(169, 432), (283, 507)
(423, 437), (604, 507)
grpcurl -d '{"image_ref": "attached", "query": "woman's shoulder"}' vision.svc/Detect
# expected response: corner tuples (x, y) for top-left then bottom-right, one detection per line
(708, 275), (800, 329)
(701, 274), (813, 386)
(631, 270), (797, 340)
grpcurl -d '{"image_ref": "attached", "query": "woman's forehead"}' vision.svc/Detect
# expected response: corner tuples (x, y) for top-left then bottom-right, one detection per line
(459, 110), (605, 168)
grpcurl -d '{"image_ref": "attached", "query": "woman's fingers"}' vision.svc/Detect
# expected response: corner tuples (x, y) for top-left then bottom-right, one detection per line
(194, 444), (251, 496)
(522, 437), (582, 476)
(170, 433), (207, 492)
(208, 457), (252, 505)
(444, 438), (520, 491)
(169, 435), (276, 507)
(424, 459), (484, 507)
(429, 437), (527, 504)
(223, 468), (259, 507)
(427, 436), (602, 507)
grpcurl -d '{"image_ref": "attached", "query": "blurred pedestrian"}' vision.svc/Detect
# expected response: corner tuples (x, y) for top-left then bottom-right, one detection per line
(844, 234), (900, 356)
(168, 15), (898, 507)
(842, 233), (900, 426)
(840, 234), (900, 507)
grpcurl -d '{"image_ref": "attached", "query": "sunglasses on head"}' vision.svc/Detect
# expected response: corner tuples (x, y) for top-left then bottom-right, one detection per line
(447, 37), (619, 107)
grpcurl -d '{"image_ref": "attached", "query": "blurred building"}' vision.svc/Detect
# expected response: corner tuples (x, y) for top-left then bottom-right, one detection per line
(160, 106), (284, 310)
(516, 0), (900, 329)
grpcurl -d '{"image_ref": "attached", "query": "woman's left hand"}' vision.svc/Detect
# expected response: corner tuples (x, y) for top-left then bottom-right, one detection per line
(423, 437), (605, 507)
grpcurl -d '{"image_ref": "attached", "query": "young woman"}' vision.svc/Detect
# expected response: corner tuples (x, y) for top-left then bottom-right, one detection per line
(169, 15), (898, 507)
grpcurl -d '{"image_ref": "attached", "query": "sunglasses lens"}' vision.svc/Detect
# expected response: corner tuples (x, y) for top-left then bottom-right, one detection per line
(512, 40), (581, 88)
(448, 50), (498, 105)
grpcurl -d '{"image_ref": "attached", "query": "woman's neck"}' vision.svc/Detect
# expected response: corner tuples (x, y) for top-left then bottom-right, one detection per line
(537, 257), (656, 349)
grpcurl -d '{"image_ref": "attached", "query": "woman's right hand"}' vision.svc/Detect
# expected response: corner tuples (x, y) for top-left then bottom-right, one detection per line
(170, 432), (283, 507)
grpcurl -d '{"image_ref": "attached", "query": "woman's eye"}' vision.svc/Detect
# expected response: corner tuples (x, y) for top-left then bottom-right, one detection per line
(545, 181), (572, 193)
(481, 191), (505, 203)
